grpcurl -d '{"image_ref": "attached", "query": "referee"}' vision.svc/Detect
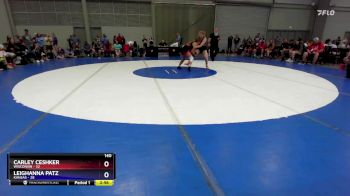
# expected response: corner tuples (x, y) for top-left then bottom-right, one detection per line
(208, 28), (220, 61)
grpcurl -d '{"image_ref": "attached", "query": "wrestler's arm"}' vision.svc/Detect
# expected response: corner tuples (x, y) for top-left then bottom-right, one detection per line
(194, 37), (207, 49)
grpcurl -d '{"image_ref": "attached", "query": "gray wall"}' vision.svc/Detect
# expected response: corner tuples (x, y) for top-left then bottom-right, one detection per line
(320, 0), (350, 39)
(1, 0), (350, 47)
(275, 0), (317, 5)
(9, 0), (85, 26)
(153, 0), (213, 4)
(268, 7), (313, 31)
(331, 0), (350, 7)
(154, 3), (215, 44)
(86, 1), (152, 28)
(216, 0), (272, 3)
(323, 9), (350, 39)
(215, 5), (270, 49)
(4, 0), (152, 46)
(0, 0), (12, 41)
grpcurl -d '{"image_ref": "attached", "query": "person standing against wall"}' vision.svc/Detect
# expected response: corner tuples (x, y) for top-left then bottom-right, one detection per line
(52, 33), (58, 47)
(233, 35), (240, 54)
(170, 32), (183, 47)
(227, 35), (233, 54)
(22, 29), (32, 50)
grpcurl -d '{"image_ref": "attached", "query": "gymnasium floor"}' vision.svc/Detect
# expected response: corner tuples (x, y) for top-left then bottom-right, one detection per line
(1, 56), (350, 195)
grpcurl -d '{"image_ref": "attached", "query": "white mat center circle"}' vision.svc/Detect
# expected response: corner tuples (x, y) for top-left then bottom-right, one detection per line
(12, 60), (339, 125)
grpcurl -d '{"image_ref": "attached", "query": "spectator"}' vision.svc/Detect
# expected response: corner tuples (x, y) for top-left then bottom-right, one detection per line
(91, 41), (99, 57)
(254, 33), (261, 42)
(31, 33), (38, 45)
(170, 32), (183, 47)
(175, 32), (183, 46)
(6, 38), (17, 66)
(149, 37), (154, 47)
(280, 39), (290, 61)
(302, 37), (325, 64)
(73, 42), (81, 57)
(83, 41), (92, 56)
(0, 44), (15, 70)
(116, 33), (125, 46)
(46, 48), (54, 59)
(37, 34), (46, 48)
(104, 41), (112, 57)
(336, 36), (342, 46)
(149, 40), (154, 47)
(113, 35), (117, 44)
(338, 39), (348, 49)
(247, 36), (253, 44)
(139, 35), (147, 57)
(227, 35), (233, 54)
(6, 37), (16, 53)
(116, 33), (122, 44)
(66, 48), (75, 58)
(142, 35), (148, 48)
(158, 40), (168, 47)
(286, 39), (304, 63)
(32, 43), (45, 63)
(44, 34), (53, 51)
(254, 39), (267, 58)
(95, 35), (101, 45)
(233, 35), (240, 53)
(14, 38), (30, 64)
(325, 39), (337, 49)
(71, 34), (80, 47)
(274, 35), (282, 48)
(67, 35), (73, 50)
(22, 29), (32, 49)
(266, 40), (275, 58)
(95, 38), (104, 57)
(14, 33), (21, 41)
(101, 34), (110, 55)
(113, 42), (122, 57)
(344, 50), (350, 64)
(52, 33), (58, 46)
(243, 38), (253, 56)
(123, 43), (130, 56)
(101, 34), (109, 46)
(132, 41), (139, 57)
(56, 47), (65, 59)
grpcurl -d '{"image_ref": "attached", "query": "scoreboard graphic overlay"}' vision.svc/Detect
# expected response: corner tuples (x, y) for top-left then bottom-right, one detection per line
(7, 153), (116, 186)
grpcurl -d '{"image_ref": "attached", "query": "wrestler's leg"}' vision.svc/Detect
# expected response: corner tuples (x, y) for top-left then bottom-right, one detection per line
(203, 50), (209, 69)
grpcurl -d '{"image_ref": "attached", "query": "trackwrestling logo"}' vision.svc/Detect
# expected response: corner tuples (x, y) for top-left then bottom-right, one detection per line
(317, 10), (335, 16)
